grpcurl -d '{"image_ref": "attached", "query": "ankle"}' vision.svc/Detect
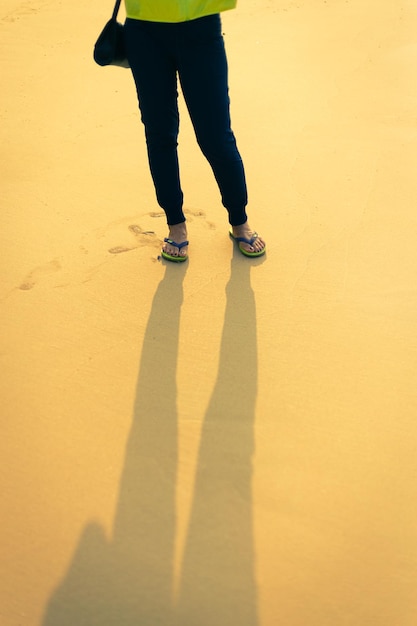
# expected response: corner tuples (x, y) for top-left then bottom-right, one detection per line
(232, 221), (250, 234)
(168, 223), (187, 240)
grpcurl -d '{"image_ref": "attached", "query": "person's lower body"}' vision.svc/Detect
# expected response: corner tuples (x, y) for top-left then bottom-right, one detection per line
(124, 15), (265, 259)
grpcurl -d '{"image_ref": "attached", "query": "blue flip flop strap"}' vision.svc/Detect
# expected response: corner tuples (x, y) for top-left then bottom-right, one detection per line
(234, 232), (258, 246)
(164, 238), (189, 249)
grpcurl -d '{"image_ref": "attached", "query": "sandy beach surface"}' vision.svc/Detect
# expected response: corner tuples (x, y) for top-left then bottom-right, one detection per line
(2, 1), (417, 624)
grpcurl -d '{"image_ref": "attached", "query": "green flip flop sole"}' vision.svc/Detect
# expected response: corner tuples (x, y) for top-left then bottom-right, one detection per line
(229, 231), (266, 257)
(161, 238), (189, 262)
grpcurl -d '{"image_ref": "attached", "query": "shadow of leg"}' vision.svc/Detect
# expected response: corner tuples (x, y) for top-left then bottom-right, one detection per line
(42, 265), (187, 626)
(110, 266), (186, 625)
(176, 254), (259, 626)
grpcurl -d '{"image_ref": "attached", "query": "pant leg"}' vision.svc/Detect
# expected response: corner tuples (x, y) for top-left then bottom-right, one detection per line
(124, 19), (185, 225)
(177, 15), (248, 226)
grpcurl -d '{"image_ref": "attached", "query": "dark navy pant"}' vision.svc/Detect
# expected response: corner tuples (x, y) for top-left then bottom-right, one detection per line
(124, 14), (248, 226)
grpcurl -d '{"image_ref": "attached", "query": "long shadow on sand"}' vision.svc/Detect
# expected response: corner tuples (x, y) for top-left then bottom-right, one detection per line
(42, 253), (259, 626)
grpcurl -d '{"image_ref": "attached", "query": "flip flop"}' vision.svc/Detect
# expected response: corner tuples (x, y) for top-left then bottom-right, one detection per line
(229, 231), (266, 257)
(161, 238), (189, 263)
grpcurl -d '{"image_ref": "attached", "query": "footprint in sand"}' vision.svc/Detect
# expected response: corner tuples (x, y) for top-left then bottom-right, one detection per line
(107, 209), (216, 255)
(16, 209), (218, 290)
(19, 258), (62, 291)
(148, 208), (214, 227)
(108, 224), (159, 254)
(184, 208), (216, 229)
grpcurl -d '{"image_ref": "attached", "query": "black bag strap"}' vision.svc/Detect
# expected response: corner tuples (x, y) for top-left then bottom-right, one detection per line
(111, 0), (122, 20)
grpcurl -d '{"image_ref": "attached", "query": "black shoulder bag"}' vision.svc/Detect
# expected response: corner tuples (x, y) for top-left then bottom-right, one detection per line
(93, 0), (129, 68)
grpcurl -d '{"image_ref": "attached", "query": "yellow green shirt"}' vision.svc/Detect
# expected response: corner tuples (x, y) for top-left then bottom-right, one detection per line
(124, 0), (237, 23)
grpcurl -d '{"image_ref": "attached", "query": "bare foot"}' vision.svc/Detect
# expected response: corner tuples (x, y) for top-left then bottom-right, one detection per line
(162, 223), (189, 259)
(231, 222), (266, 254)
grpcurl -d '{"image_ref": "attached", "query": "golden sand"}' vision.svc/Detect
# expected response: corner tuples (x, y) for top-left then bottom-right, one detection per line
(1, 1), (417, 624)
